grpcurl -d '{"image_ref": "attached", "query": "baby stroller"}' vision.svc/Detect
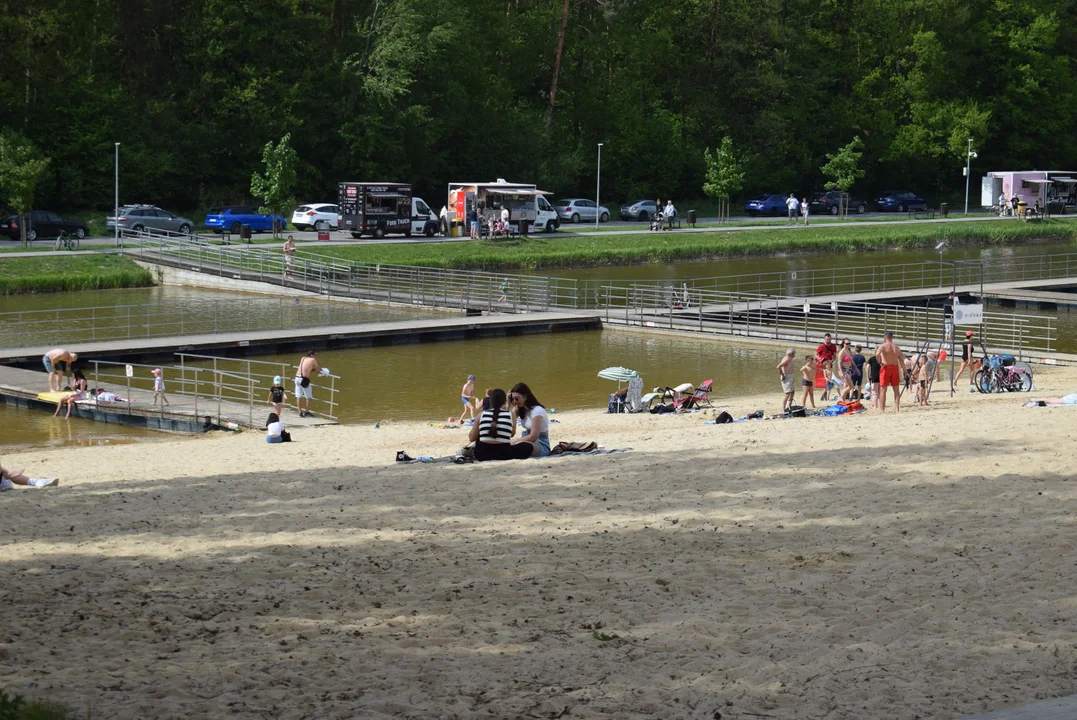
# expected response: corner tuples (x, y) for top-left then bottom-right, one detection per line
(650, 211), (666, 232)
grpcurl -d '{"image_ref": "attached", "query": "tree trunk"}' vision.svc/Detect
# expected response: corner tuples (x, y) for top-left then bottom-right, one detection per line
(545, 0), (570, 126)
(21, 213), (28, 248)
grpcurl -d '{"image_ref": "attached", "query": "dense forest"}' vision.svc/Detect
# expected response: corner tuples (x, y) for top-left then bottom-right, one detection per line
(0, 0), (1075, 212)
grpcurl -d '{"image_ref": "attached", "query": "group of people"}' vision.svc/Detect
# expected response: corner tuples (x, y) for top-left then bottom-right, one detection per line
(459, 377), (551, 460)
(786, 194), (811, 225)
(651, 199), (678, 231)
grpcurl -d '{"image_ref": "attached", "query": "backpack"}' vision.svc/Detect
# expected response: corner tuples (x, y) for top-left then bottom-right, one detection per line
(715, 411), (734, 424)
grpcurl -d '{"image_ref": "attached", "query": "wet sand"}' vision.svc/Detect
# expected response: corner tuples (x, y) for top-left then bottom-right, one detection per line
(2, 365), (1076, 719)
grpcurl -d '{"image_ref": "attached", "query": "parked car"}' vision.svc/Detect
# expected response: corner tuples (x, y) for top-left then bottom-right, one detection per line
(874, 190), (927, 212)
(106, 204), (195, 235)
(809, 191), (867, 215)
(743, 194), (788, 217)
(619, 199), (658, 221)
(1, 211), (89, 241)
(291, 203), (339, 231)
(554, 198), (610, 223)
(204, 207), (288, 234)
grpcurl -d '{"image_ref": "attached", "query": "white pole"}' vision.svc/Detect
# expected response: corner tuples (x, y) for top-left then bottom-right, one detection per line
(114, 142), (120, 246)
(595, 143), (603, 230)
(964, 138), (972, 216)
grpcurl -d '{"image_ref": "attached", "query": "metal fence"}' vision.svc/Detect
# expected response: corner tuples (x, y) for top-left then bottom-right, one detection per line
(598, 285), (1056, 358)
(0, 297), (385, 349)
(127, 231), (580, 312)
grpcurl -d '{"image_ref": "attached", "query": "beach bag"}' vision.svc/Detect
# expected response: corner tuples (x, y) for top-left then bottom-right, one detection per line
(746, 410), (764, 420)
(838, 400), (864, 413)
(280, 429), (292, 443)
(650, 403), (675, 414)
(822, 404), (847, 416)
(715, 411), (733, 424)
(300, 376), (311, 388)
(785, 405), (806, 418)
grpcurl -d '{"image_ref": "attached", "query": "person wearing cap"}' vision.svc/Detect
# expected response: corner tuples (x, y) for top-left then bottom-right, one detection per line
(267, 375), (288, 417)
(295, 350), (320, 417)
(460, 374), (478, 423)
(43, 348), (78, 392)
(151, 367), (169, 406)
(953, 330), (978, 390)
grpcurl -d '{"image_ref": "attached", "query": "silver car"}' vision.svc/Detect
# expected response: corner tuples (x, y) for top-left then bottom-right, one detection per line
(553, 198), (611, 223)
(106, 205), (195, 235)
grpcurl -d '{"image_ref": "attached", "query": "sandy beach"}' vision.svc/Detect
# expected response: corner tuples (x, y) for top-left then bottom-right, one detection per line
(2, 364), (1077, 719)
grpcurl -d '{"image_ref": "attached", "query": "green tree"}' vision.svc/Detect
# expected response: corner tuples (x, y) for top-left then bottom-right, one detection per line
(251, 134), (298, 240)
(821, 137), (865, 218)
(0, 134), (51, 246)
(703, 137), (744, 223)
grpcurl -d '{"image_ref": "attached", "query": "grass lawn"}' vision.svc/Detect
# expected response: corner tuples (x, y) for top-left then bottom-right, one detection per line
(0, 255), (153, 294)
(301, 218), (1077, 271)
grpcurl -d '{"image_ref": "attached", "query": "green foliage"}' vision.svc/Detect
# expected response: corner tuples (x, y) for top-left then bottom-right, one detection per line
(250, 135), (298, 239)
(0, 691), (71, 720)
(703, 138), (745, 201)
(821, 137), (865, 194)
(0, 133), (51, 245)
(311, 220), (1077, 271)
(0, 255), (154, 294)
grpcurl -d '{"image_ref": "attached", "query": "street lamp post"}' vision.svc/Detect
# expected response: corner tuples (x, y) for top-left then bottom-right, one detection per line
(595, 143), (603, 231)
(963, 139), (977, 216)
(114, 142), (120, 247)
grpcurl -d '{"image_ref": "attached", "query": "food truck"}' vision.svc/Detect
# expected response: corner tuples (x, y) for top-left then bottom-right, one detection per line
(337, 182), (439, 238)
(447, 179), (559, 235)
(980, 170), (1077, 214)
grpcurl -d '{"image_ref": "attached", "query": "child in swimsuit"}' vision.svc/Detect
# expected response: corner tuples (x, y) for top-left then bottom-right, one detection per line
(460, 374), (477, 422)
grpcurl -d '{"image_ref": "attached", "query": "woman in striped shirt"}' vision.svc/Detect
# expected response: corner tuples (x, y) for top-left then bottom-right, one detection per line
(468, 388), (534, 461)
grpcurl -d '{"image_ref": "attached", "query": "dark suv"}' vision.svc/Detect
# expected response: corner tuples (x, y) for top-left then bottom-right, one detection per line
(809, 191), (867, 215)
(1, 211), (90, 241)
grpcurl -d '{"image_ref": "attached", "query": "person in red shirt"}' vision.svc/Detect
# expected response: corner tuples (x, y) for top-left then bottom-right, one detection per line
(815, 333), (837, 369)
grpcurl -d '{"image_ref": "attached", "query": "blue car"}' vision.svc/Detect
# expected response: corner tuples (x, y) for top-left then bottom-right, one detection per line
(874, 191), (927, 212)
(744, 194), (789, 217)
(204, 206), (288, 234)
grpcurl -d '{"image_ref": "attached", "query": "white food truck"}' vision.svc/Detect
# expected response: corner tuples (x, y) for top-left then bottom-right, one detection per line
(447, 179), (559, 235)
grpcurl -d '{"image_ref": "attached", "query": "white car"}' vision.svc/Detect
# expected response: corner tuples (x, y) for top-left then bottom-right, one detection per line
(291, 203), (339, 231)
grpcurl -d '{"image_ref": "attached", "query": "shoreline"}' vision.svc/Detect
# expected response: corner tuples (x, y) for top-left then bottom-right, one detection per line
(2, 365), (1076, 718)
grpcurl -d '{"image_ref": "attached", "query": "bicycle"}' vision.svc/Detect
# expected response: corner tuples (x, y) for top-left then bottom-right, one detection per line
(974, 354), (1033, 393)
(54, 230), (80, 251)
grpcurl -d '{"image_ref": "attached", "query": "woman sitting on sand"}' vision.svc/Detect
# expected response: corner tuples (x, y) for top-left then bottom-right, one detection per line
(469, 389), (533, 461)
(1025, 394), (1077, 406)
(266, 413), (290, 443)
(1, 463), (59, 491)
(509, 382), (551, 458)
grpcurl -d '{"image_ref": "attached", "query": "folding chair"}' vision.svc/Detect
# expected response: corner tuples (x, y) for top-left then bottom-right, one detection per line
(674, 379), (714, 411)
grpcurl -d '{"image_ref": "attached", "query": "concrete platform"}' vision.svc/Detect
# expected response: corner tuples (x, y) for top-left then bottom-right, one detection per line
(0, 365), (331, 433)
(956, 693), (1077, 719)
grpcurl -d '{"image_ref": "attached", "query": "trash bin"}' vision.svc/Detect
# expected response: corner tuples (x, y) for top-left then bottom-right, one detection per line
(240, 224), (252, 242)
(518, 219), (530, 236)
(940, 202), (948, 217)
(1017, 201), (1028, 217)
(687, 209), (697, 227)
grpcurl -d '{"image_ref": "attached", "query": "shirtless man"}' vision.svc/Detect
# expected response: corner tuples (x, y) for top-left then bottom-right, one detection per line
(875, 331), (906, 413)
(43, 348), (78, 392)
(283, 235), (296, 279)
(777, 349), (796, 412)
(295, 350), (320, 417)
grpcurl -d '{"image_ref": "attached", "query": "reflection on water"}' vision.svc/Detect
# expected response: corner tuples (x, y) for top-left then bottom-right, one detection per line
(0, 403), (169, 451)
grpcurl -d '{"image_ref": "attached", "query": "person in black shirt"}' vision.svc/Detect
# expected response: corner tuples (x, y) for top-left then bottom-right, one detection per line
(850, 344), (866, 399)
(267, 375), (288, 417)
(953, 330), (977, 391)
(866, 352), (881, 409)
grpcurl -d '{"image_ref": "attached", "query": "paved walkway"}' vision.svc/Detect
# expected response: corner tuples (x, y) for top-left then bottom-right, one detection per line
(956, 693), (1077, 719)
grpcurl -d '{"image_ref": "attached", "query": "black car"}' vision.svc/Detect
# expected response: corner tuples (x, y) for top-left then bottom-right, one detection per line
(809, 191), (867, 216)
(1, 211), (90, 241)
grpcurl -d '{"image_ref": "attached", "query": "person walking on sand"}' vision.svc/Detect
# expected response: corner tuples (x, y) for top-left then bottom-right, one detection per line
(916, 354), (931, 406)
(800, 355), (817, 409)
(283, 235), (296, 279)
(953, 330), (977, 391)
(43, 349), (77, 392)
(267, 375), (288, 417)
(875, 331), (906, 413)
(151, 368), (169, 406)
(460, 374), (478, 423)
(777, 349), (796, 412)
(786, 194), (799, 225)
(800, 197), (810, 226)
(295, 350), (320, 417)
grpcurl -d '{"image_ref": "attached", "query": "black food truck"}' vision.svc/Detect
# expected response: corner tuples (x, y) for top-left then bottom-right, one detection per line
(337, 182), (438, 239)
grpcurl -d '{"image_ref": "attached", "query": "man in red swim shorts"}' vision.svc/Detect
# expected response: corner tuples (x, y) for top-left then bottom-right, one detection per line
(875, 331), (906, 413)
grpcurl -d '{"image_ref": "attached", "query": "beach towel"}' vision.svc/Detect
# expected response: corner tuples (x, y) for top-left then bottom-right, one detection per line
(550, 441), (598, 454)
(822, 404), (847, 416)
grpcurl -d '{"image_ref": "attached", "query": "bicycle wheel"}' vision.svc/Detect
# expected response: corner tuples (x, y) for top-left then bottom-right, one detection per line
(68, 236), (79, 250)
(1015, 370), (1033, 392)
(54, 235), (63, 251)
(1013, 362), (1033, 381)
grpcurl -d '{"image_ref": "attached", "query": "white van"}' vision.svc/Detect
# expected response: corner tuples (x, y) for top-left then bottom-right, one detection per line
(448, 179), (560, 235)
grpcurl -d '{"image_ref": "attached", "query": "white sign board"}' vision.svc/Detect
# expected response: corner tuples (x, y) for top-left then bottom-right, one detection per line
(125, 364), (134, 378)
(954, 304), (983, 325)
(802, 302), (811, 314)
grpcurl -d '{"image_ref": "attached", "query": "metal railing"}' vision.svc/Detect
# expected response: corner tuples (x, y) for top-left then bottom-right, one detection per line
(176, 353), (339, 422)
(0, 297), (384, 349)
(578, 252), (1077, 304)
(599, 285), (1056, 357)
(126, 231), (580, 312)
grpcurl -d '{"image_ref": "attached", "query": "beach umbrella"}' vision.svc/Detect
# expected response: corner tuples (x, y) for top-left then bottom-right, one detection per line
(598, 366), (639, 383)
